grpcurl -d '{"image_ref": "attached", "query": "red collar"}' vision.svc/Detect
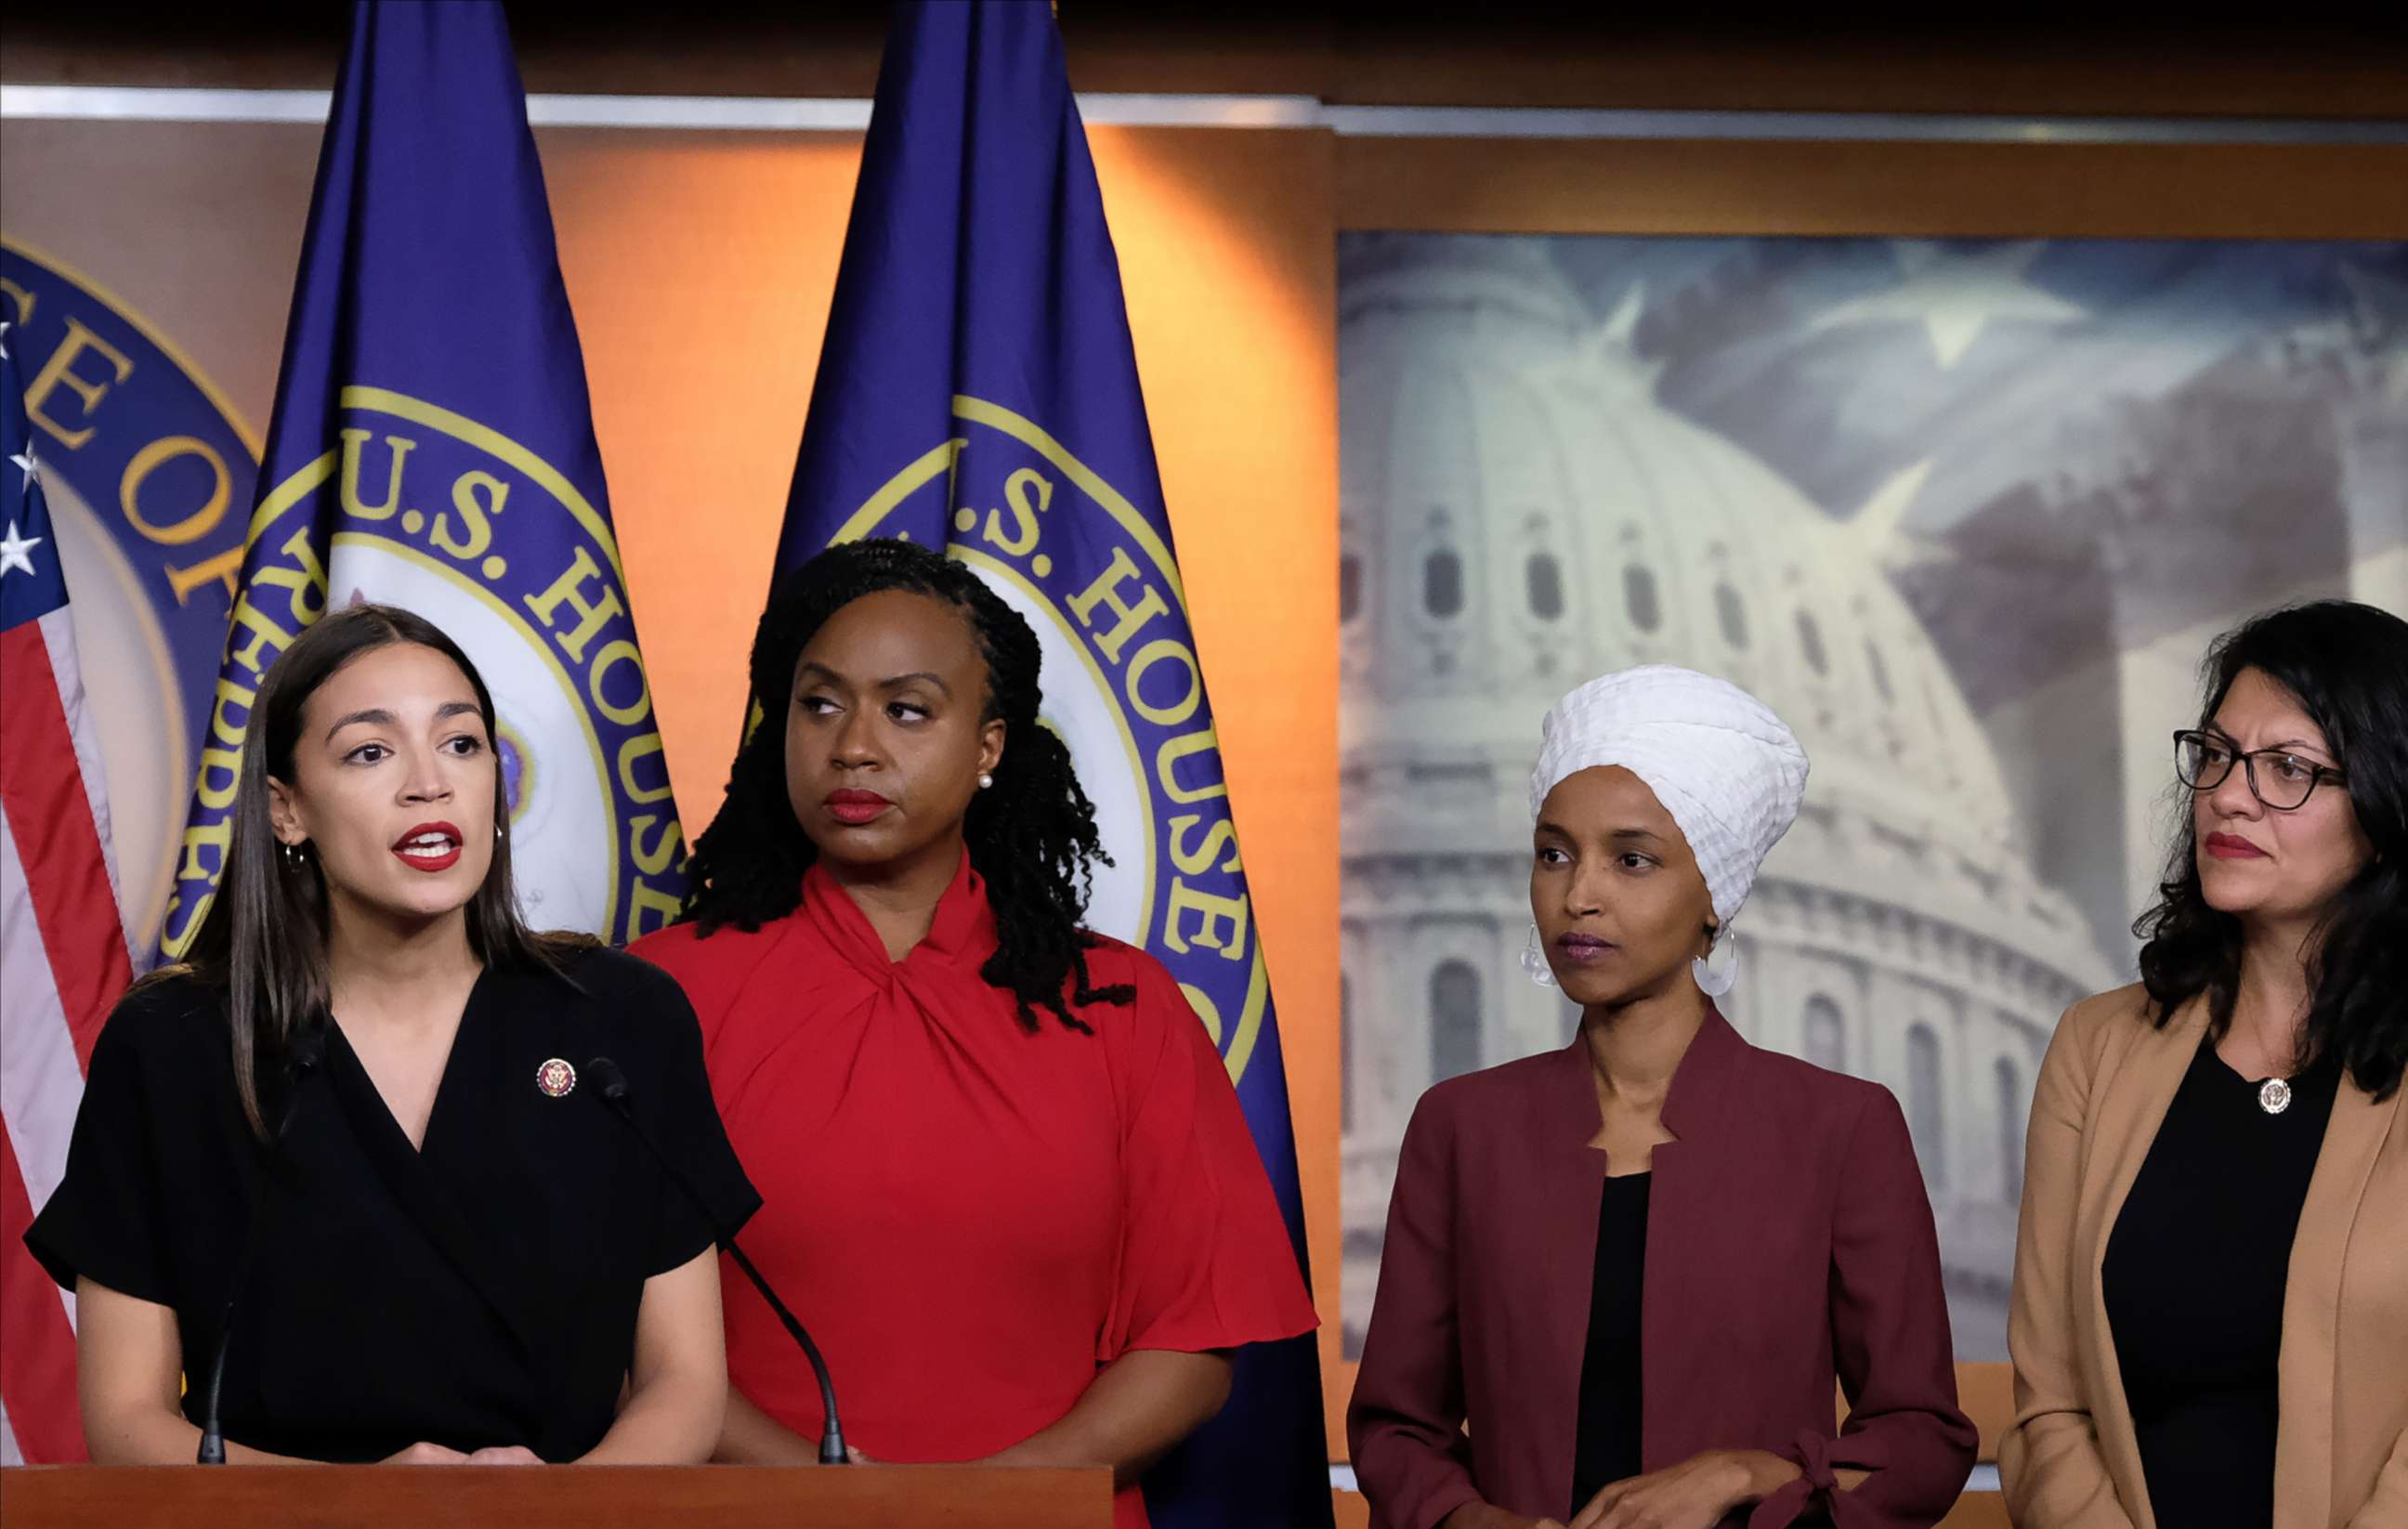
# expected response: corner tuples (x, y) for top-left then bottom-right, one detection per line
(1543, 1002), (1747, 1148)
(799, 848), (1000, 980)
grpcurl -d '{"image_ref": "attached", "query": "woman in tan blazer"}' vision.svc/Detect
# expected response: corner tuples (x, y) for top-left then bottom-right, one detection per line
(2001, 600), (2408, 1529)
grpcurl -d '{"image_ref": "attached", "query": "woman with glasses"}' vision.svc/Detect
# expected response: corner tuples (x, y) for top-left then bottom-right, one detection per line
(2001, 600), (2408, 1529)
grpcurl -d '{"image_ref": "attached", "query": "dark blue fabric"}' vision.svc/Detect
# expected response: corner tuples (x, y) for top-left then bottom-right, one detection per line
(258, 1), (608, 490)
(168, 0), (685, 952)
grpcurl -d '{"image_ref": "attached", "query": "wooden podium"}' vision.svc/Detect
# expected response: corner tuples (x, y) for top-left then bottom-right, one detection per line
(2, 1463), (1116, 1527)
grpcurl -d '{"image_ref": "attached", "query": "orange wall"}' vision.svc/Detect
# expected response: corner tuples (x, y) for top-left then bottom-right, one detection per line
(546, 124), (1349, 1437)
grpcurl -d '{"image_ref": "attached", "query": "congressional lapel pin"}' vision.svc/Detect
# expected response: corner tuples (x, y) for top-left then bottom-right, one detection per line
(535, 1058), (577, 1099)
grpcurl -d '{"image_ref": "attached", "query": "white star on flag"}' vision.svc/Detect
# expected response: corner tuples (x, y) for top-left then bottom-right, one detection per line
(0, 318), (13, 359)
(1811, 240), (2088, 370)
(0, 519), (44, 579)
(8, 439), (37, 495)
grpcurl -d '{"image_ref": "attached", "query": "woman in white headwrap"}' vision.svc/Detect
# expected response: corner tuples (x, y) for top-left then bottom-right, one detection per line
(1348, 666), (1975, 1529)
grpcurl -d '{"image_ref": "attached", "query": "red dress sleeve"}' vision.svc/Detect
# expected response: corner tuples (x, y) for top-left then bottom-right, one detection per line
(627, 921), (770, 1057)
(1092, 945), (1318, 1362)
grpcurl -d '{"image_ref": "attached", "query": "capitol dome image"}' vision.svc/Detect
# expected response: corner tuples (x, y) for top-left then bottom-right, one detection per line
(1335, 238), (2120, 1360)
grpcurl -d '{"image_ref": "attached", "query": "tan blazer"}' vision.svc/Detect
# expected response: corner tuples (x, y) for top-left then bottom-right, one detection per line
(2000, 984), (2408, 1529)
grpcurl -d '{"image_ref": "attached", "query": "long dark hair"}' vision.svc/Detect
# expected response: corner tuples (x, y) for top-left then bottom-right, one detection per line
(683, 540), (1134, 1032)
(167, 604), (577, 1137)
(2134, 600), (2408, 1099)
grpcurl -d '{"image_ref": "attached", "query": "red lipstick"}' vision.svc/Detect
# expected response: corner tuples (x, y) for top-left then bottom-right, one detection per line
(2205, 832), (2269, 861)
(391, 820), (463, 872)
(825, 790), (893, 826)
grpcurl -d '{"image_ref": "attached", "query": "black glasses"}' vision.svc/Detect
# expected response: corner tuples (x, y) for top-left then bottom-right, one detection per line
(2174, 729), (2347, 811)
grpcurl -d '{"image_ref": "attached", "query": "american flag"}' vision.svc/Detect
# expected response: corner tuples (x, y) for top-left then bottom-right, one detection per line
(0, 309), (140, 1463)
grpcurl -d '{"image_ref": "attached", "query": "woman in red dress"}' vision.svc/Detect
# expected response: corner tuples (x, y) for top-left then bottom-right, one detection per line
(634, 539), (1315, 1525)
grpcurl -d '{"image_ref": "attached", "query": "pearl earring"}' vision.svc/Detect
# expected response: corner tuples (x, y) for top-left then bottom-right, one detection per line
(978, 772), (995, 790)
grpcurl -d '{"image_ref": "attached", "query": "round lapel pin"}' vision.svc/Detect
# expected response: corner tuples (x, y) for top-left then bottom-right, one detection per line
(535, 1058), (577, 1098)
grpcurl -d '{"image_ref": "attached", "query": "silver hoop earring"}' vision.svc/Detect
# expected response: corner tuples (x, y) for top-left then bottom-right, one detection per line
(978, 772), (995, 791)
(1693, 923), (1740, 999)
(1520, 923), (1558, 988)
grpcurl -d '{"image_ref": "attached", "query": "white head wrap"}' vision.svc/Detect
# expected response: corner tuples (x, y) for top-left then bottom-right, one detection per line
(1525, 664), (1809, 996)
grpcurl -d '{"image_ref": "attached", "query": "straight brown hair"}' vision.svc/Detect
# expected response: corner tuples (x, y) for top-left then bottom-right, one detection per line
(162, 604), (582, 1138)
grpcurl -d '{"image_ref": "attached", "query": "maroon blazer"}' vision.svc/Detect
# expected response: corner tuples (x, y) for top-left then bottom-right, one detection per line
(1348, 1011), (1975, 1529)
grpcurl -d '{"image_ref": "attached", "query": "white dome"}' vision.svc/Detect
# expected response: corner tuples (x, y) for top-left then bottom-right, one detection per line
(1339, 242), (2102, 965)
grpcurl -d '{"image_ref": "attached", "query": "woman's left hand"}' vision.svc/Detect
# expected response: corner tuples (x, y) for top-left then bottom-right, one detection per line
(1569, 1448), (1799, 1529)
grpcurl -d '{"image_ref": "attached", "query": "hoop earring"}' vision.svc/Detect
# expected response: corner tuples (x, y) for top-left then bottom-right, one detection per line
(281, 841), (307, 870)
(1520, 923), (1558, 988)
(1692, 924), (1740, 999)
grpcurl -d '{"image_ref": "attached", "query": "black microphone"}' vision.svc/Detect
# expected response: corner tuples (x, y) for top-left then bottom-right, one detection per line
(583, 1055), (848, 1466)
(198, 1027), (326, 1465)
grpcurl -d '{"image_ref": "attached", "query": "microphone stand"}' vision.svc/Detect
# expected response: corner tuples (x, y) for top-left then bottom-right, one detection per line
(199, 1031), (324, 1464)
(585, 1055), (849, 1465)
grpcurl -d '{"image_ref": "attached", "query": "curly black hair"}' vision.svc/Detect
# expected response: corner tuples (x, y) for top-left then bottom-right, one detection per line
(2134, 600), (2408, 1100)
(682, 539), (1135, 1032)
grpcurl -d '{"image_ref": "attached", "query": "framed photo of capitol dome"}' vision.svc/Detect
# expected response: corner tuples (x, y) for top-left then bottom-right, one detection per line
(1331, 214), (2408, 1376)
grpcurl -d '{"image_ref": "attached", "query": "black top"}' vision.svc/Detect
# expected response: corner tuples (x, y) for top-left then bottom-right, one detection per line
(2100, 1035), (2339, 1529)
(25, 947), (759, 1463)
(1570, 1170), (1650, 1519)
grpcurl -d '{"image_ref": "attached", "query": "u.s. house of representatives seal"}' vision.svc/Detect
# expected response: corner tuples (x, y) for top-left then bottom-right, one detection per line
(1, 240), (259, 951)
(164, 386), (684, 954)
(832, 395), (1272, 1086)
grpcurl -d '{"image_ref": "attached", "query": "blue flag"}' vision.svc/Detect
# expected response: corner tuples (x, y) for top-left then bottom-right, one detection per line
(165, 0), (686, 956)
(779, 6), (1332, 1524)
